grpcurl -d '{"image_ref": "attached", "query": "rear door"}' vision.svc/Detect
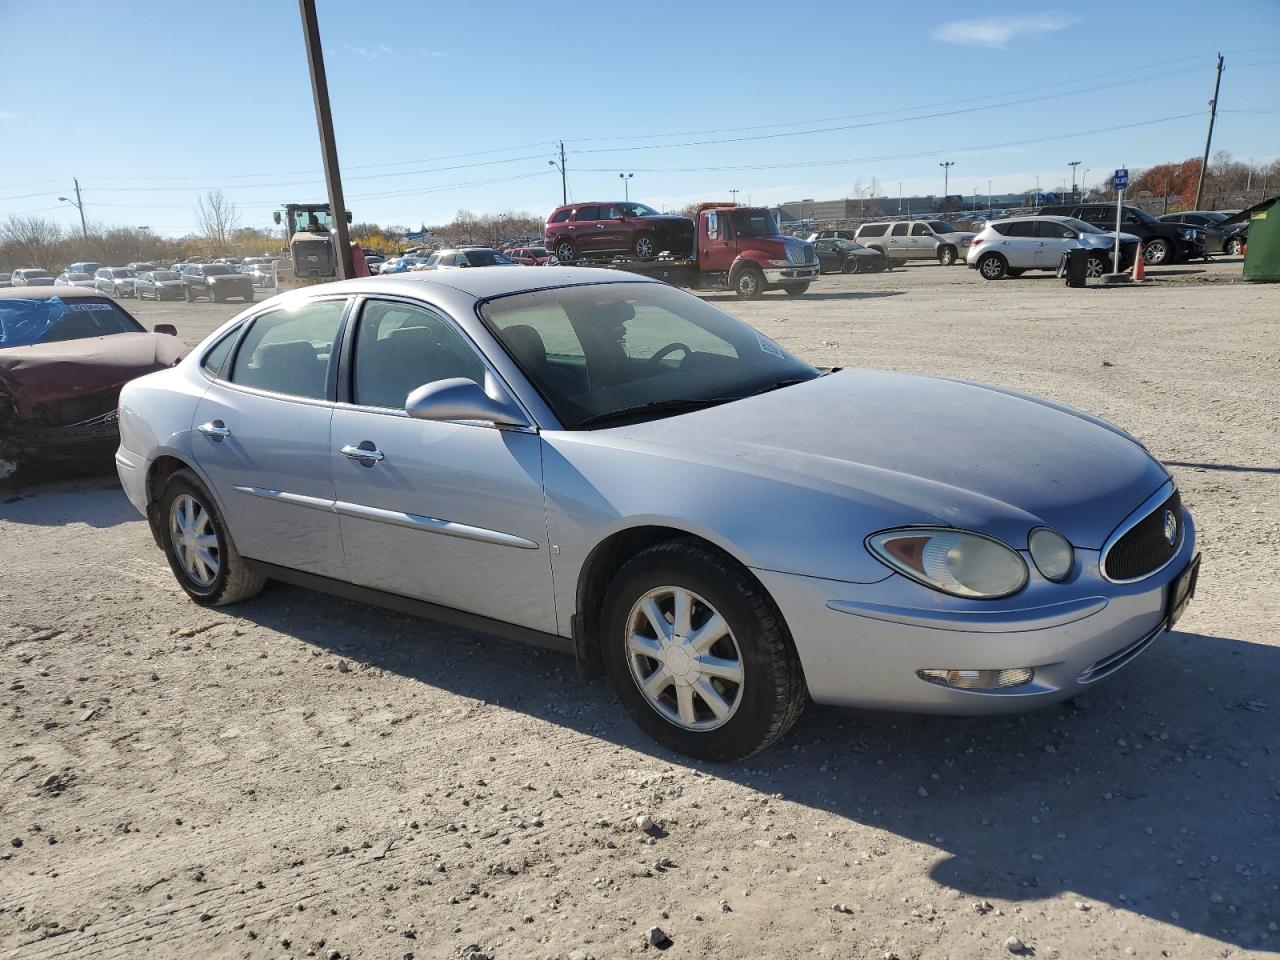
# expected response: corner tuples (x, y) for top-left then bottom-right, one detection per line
(887, 222), (910, 259)
(330, 296), (556, 632)
(189, 296), (351, 580)
(998, 221), (1039, 267)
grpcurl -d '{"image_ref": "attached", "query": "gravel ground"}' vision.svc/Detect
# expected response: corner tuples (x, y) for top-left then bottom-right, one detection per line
(1, 258), (1277, 959)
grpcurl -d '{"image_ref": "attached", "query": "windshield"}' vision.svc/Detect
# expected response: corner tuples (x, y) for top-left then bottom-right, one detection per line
(24, 270), (52, 278)
(1062, 218), (1104, 234)
(833, 240), (862, 251)
(464, 250), (514, 266)
(1127, 206), (1159, 225)
(729, 209), (781, 238)
(0, 297), (144, 348)
(110, 268), (132, 278)
(291, 208), (333, 232)
(64, 273), (91, 281)
(152, 271), (180, 281)
(480, 282), (817, 429)
(202, 264), (236, 275)
(927, 221), (958, 234)
(617, 202), (658, 217)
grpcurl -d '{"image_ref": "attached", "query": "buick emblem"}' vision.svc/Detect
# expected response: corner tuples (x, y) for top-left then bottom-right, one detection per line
(1163, 510), (1177, 545)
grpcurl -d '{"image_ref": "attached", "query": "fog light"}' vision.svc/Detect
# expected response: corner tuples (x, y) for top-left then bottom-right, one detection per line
(917, 668), (1034, 690)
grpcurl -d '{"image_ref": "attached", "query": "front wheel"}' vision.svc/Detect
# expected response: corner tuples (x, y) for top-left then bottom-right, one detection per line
(158, 469), (266, 606)
(783, 283), (810, 296)
(632, 233), (656, 259)
(937, 245), (957, 266)
(1085, 254), (1110, 279)
(977, 253), (1007, 280)
(243, 290), (255, 302)
(1226, 237), (1243, 256)
(733, 267), (765, 300)
(841, 258), (860, 274)
(601, 539), (807, 761)
(1143, 238), (1170, 265)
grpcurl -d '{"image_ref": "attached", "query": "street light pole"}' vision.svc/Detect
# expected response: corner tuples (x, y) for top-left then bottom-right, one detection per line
(1068, 160), (1082, 199)
(548, 141), (567, 206)
(58, 178), (89, 240)
(729, 189), (739, 204)
(619, 172), (633, 202)
(298, 0), (353, 279)
(939, 161), (955, 204)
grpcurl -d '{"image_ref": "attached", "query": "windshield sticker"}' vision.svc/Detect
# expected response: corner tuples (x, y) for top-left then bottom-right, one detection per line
(756, 332), (785, 359)
(66, 302), (116, 311)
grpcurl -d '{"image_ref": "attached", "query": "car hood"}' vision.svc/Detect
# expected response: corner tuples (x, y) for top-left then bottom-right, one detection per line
(601, 370), (1167, 549)
(940, 231), (977, 242)
(0, 332), (187, 416)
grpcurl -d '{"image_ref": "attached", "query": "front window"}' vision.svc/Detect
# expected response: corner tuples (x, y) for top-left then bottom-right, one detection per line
(352, 300), (486, 409)
(480, 282), (817, 429)
(926, 221), (957, 234)
(728, 209), (779, 238)
(0, 297), (144, 348)
(833, 239), (861, 251)
(911, 223), (931, 236)
(1125, 206), (1159, 225)
(462, 249), (513, 266)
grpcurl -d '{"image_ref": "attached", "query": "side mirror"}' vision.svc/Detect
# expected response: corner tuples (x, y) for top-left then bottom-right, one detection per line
(405, 378), (526, 427)
(272, 211), (282, 225)
(153, 323), (178, 336)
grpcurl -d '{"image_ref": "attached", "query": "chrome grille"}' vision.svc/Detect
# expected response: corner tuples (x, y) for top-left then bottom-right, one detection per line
(1104, 489), (1182, 581)
(786, 241), (816, 266)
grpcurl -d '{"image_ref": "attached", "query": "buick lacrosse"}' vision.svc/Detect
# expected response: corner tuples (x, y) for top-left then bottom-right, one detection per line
(116, 267), (1199, 760)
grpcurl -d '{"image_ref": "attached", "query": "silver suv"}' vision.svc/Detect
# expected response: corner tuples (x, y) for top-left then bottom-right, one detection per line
(853, 219), (976, 266)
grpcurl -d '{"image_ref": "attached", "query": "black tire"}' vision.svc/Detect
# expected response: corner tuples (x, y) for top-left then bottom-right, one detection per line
(841, 257), (860, 274)
(1005, 268), (1026, 277)
(976, 252), (1007, 280)
(244, 290), (255, 302)
(1226, 237), (1243, 256)
(600, 539), (807, 761)
(1084, 254), (1110, 279)
(733, 266), (765, 300)
(1143, 238), (1170, 265)
(937, 245), (957, 266)
(632, 232), (657, 259)
(553, 238), (576, 263)
(783, 283), (810, 296)
(158, 468), (266, 607)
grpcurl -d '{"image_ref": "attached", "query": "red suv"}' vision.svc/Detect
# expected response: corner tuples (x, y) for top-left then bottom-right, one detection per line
(505, 246), (550, 265)
(544, 201), (695, 262)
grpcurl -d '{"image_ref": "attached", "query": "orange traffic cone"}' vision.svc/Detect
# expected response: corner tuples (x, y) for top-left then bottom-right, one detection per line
(1131, 242), (1146, 282)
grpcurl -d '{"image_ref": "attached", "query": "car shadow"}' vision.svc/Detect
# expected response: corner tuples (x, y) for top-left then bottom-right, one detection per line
(1164, 460), (1280, 475)
(701, 291), (906, 303)
(228, 581), (1276, 952)
(0, 477), (136, 528)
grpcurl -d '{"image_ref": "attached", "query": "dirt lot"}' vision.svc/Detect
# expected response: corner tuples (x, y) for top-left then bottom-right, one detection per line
(2, 259), (1277, 959)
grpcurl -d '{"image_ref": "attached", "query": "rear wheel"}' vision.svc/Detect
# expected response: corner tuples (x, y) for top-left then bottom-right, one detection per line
(554, 239), (576, 263)
(1226, 237), (1243, 256)
(841, 257), (860, 274)
(1085, 253), (1110, 279)
(184, 287), (193, 302)
(937, 245), (957, 266)
(977, 253), (1007, 280)
(733, 267), (765, 300)
(601, 539), (807, 761)
(158, 469), (266, 606)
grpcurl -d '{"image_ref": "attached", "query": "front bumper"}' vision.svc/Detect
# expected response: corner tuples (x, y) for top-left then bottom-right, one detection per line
(753, 509), (1197, 714)
(763, 266), (819, 284)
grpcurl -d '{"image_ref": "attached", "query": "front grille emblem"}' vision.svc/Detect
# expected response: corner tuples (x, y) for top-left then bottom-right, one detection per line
(1163, 510), (1177, 545)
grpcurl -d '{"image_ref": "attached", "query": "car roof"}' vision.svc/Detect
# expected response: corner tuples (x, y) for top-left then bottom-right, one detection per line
(987, 215), (1076, 225)
(271, 265), (662, 302)
(0, 286), (116, 300)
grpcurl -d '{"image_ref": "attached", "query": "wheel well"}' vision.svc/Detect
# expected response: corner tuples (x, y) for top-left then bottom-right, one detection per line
(143, 455), (189, 545)
(979, 250), (1007, 264)
(573, 525), (762, 678)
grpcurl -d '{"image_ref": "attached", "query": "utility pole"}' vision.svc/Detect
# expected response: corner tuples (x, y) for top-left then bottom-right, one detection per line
(898, 181), (902, 214)
(58, 178), (88, 239)
(298, 0), (353, 279)
(1193, 53), (1225, 211)
(1068, 160), (1081, 199)
(939, 161), (955, 202)
(548, 142), (567, 206)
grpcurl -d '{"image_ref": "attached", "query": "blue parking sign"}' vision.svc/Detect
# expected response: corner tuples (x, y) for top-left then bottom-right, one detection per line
(1114, 168), (1129, 189)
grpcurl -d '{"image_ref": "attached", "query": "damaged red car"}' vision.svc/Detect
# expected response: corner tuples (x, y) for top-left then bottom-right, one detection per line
(0, 287), (186, 481)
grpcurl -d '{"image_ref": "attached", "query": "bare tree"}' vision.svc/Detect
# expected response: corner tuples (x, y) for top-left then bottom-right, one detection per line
(196, 190), (241, 252)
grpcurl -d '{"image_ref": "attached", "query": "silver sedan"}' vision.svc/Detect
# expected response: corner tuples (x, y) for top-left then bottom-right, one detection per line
(115, 267), (1199, 760)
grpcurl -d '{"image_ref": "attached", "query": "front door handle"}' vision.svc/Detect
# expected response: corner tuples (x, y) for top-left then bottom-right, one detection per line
(341, 443), (385, 463)
(197, 420), (231, 440)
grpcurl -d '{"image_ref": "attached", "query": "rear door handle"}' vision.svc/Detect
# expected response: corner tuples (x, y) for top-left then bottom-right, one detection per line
(341, 443), (385, 463)
(197, 420), (231, 440)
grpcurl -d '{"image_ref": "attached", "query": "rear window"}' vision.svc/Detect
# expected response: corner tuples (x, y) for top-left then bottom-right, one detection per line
(858, 224), (887, 238)
(0, 297), (144, 348)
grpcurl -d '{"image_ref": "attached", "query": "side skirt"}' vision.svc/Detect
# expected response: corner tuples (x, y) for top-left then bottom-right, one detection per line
(243, 559), (575, 656)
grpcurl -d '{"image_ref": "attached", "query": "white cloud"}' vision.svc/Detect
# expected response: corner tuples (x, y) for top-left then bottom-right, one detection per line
(344, 45), (376, 59)
(418, 48), (446, 58)
(377, 44), (394, 55)
(932, 14), (1072, 48)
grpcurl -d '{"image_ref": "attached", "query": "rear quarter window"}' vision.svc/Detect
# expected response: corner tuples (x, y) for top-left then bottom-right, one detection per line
(857, 224), (887, 238)
(550, 209), (572, 224)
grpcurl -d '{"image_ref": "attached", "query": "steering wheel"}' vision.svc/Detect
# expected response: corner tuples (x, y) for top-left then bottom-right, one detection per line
(649, 342), (691, 367)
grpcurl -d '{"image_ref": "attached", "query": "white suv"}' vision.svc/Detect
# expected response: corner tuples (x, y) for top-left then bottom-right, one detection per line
(966, 216), (1140, 280)
(854, 219), (976, 266)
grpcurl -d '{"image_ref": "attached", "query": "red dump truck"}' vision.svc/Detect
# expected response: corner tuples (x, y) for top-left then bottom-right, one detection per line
(563, 203), (820, 299)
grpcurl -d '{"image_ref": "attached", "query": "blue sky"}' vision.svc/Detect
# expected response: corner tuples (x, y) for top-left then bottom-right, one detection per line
(1, 0), (1278, 236)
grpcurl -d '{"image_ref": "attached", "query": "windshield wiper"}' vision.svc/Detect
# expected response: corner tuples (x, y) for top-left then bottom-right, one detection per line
(575, 397), (730, 429)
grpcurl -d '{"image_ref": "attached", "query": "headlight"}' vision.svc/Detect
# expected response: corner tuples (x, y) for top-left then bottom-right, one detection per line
(766, 259), (788, 267)
(867, 528), (1027, 599)
(1028, 527), (1074, 581)
(1180, 228), (1197, 241)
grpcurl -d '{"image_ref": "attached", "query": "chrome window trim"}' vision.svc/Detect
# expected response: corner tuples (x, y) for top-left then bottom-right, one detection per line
(1098, 479), (1180, 584)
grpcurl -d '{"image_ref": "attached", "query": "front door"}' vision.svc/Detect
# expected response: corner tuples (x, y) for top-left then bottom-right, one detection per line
(569, 205), (600, 254)
(1034, 219), (1077, 268)
(330, 297), (557, 634)
(189, 296), (350, 580)
(699, 210), (737, 273)
(596, 204), (628, 253)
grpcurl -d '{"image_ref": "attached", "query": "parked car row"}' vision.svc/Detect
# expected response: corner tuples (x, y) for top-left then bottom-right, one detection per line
(966, 215), (1139, 280)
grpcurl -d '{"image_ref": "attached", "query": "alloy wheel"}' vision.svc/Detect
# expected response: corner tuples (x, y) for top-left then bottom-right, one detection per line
(625, 586), (745, 731)
(169, 494), (219, 587)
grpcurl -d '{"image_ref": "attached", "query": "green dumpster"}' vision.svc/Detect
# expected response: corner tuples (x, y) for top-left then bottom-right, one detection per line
(1224, 196), (1280, 282)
